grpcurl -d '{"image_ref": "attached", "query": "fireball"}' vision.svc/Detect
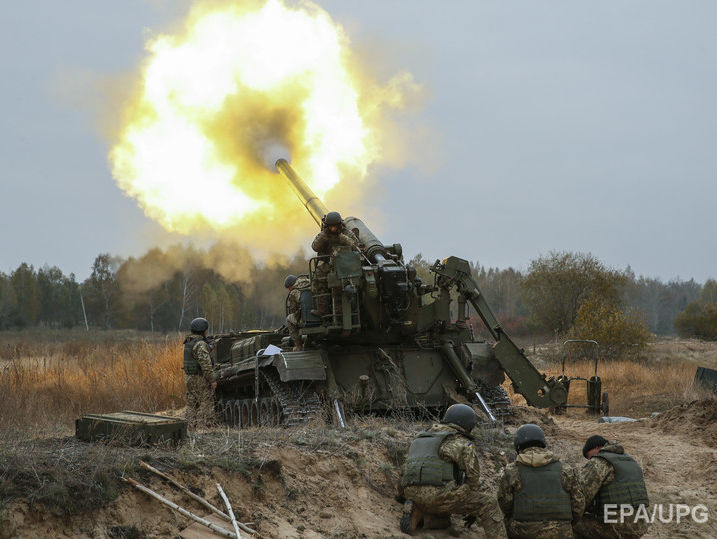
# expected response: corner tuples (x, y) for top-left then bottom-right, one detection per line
(109, 0), (417, 247)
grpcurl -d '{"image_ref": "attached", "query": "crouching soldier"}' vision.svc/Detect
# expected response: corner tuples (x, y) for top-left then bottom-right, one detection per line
(498, 424), (585, 538)
(183, 317), (216, 426)
(574, 435), (650, 539)
(285, 274), (310, 351)
(400, 404), (507, 537)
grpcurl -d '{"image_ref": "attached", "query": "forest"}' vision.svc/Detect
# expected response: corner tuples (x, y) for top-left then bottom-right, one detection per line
(0, 244), (713, 341)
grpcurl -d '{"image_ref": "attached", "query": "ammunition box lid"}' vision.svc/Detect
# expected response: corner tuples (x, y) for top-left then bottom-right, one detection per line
(75, 411), (187, 444)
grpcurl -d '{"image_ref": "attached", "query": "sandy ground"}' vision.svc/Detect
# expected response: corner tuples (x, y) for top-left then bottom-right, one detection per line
(4, 398), (715, 539)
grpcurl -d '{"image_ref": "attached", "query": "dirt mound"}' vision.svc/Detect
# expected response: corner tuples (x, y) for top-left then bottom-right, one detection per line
(4, 404), (716, 538)
(653, 397), (717, 445)
(505, 405), (555, 428)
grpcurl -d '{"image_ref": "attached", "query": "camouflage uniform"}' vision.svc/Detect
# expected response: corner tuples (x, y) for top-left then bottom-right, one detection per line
(310, 227), (359, 316)
(402, 423), (507, 538)
(574, 443), (650, 539)
(498, 446), (585, 539)
(286, 276), (310, 350)
(184, 335), (215, 425)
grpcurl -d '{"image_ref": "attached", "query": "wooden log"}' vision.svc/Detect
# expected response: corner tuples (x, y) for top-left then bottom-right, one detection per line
(139, 461), (259, 537)
(217, 483), (242, 539)
(123, 477), (236, 538)
(140, 461), (229, 521)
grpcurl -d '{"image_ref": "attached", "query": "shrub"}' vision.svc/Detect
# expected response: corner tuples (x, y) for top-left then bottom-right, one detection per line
(674, 301), (717, 340)
(568, 297), (650, 360)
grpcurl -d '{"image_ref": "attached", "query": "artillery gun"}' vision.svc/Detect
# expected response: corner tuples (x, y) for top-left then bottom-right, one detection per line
(209, 160), (568, 427)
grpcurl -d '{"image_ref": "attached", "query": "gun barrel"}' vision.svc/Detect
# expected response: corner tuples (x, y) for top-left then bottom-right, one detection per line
(276, 159), (328, 227)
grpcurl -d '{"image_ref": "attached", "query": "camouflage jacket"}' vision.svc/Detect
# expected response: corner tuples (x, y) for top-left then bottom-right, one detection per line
(185, 335), (213, 383)
(412, 423), (481, 488)
(580, 442), (648, 511)
(287, 276), (310, 315)
(577, 442), (650, 538)
(498, 447), (585, 522)
(311, 227), (359, 256)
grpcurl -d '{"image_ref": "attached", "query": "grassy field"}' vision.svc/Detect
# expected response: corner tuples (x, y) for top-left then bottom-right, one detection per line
(517, 338), (716, 416)
(0, 330), (715, 537)
(1, 330), (715, 432)
(0, 330), (185, 434)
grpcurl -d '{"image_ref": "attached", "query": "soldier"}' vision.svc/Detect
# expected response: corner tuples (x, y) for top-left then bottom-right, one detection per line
(183, 317), (216, 426)
(497, 424), (585, 538)
(574, 435), (650, 539)
(400, 403), (507, 538)
(310, 211), (359, 317)
(285, 274), (310, 351)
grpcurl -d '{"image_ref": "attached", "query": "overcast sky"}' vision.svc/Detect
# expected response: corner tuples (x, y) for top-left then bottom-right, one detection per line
(1, 1), (715, 282)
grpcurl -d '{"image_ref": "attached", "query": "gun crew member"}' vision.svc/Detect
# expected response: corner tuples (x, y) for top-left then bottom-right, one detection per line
(310, 211), (359, 317)
(183, 317), (216, 425)
(498, 424), (585, 538)
(574, 435), (650, 539)
(400, 403), (507, 537)
(285, 274), (310, 351)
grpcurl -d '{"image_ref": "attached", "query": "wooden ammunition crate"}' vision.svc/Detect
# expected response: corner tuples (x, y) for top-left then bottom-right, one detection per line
(75, 411), (187, 445)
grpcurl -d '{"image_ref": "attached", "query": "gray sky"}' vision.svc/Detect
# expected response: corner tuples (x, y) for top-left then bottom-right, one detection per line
(1, 1), (715, 282)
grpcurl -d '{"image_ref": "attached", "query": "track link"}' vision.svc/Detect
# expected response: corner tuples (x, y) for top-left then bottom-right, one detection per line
(261, 368), (323, 427)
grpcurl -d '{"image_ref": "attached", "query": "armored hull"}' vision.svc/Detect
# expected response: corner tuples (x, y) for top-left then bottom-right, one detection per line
(211, 332), (510, 428)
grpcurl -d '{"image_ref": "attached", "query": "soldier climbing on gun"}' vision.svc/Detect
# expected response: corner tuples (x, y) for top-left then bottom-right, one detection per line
(284, 274), (310, 351)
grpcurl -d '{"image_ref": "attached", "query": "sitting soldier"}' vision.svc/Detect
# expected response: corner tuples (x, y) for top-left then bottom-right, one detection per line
(284, 274), (310, 351)
(498, 424), (585, 538)
(400, 403), (507, 537)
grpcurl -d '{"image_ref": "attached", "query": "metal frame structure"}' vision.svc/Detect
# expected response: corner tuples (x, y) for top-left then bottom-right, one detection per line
(555, 339), (609, 415)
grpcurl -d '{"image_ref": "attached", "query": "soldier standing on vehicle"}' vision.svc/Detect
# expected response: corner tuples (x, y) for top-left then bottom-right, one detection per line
(400, 403), (507, 538)
(285, 274), (310, 351)
(574, 435), (650, 538)
(497, 424), (585, 538)
(183, 317), (216, 425)
(310, 211), (359, 317)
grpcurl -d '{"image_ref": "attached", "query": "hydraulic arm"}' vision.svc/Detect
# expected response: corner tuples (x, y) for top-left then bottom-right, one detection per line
(433, 257), (568, 409)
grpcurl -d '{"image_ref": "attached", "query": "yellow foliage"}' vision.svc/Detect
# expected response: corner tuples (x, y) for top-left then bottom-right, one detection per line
(569, 297), (650, 360)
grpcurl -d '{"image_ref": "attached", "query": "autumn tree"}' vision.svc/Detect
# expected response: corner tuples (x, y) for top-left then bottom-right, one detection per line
(569, 297), (650, 360)
(0, 273), (18, 329)
(84, 254), (122, 329)
(674, 279), (717, 340)
(522, 251), (628, 333)
(10, 263), (40, 327)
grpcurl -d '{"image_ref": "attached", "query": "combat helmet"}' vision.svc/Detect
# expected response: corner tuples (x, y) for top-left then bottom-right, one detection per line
(324, 211), (343, 227)
(441, 403), (477, 433)
(284, 274), (298, 288)
(514, 423), (546, 452)
(190, 317), (209, 334)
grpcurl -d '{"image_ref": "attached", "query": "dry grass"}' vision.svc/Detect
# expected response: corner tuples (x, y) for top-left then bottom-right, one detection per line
(511, 336), (717, 417)
(0, 333), (185, 434)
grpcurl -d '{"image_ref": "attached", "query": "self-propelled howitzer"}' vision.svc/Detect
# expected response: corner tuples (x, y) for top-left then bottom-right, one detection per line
(208, 160), (568, 427)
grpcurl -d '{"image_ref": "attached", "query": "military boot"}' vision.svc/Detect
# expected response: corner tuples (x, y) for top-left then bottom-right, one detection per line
(400, 499), (424, 535)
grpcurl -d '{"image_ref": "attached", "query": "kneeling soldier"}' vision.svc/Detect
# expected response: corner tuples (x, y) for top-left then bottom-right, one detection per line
(400, 403), (507, 537)
(498, 424), (585, 538)
(574, 435), (649, 539)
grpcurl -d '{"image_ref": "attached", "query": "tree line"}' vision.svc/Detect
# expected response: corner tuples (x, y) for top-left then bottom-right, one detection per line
(0, 246), (713, 343)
